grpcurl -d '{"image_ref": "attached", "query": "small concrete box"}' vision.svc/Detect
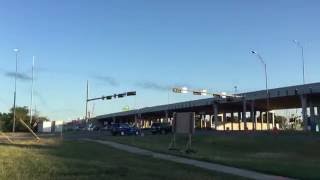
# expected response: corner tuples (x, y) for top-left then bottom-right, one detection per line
(54, 121), (64, 133)
(38, 121), (52, 133)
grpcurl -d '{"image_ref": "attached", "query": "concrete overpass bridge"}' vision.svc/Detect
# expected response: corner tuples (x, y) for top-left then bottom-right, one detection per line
(93, 82), (320, 131)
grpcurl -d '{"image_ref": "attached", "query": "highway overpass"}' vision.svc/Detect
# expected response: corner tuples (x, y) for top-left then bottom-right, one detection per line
(93, 82), (320, 131)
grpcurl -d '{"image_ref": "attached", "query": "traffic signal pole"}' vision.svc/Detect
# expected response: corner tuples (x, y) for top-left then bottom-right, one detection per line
(85, 80), (89, 124)
(84, 81), (136, 124)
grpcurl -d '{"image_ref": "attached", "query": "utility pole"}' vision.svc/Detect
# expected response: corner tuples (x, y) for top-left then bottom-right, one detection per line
(12, 48), (19, 133)
(251, 51), (270, 130)
(85, 80), (89, 124)
(293, 40), (306, 84)
(29, 56), (35, 124)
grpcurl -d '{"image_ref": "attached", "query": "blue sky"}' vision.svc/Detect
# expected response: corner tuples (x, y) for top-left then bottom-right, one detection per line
(0, 0), (319, 120)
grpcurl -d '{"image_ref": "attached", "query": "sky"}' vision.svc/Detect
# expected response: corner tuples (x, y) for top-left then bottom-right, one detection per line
(0, 0), (319, 121)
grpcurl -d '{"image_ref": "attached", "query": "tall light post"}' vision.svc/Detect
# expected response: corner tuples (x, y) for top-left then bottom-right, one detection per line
(85, 80), (89, 124)
(12, 48), (19, 133)
(293, 40), (305, 84)
(29, 56), (35, 124)
(251, 50), (270, 130)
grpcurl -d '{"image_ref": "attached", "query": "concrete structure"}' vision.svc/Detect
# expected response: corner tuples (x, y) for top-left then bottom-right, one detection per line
(93, 83), (320, 131)
(38, 121), (52, 133)
(52, 120), (64, 133)
(38, 121), (64, 133)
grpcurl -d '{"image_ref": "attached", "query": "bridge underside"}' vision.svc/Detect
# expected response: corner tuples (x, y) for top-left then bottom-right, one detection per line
(93, 83), (320, 131)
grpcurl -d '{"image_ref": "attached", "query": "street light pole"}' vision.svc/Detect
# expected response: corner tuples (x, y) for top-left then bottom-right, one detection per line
(85, 80), (89, 124)
(29, 56), (35, 124)
(12, 48), (19, 133)
(293, 40), (305, 84)
(251, 51), (270, 130)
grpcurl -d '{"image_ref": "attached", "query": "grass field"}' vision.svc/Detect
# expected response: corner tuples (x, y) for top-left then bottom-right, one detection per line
(0, 138), (243, 180)
(100, 132), (320, 179)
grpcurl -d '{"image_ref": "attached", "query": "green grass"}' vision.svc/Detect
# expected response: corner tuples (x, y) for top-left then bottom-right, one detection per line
(0, 138), (243, 180)
(100, 132), (320, 179)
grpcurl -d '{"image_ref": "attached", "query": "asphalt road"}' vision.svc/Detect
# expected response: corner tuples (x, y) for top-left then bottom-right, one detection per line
(1, 129), (320, 143)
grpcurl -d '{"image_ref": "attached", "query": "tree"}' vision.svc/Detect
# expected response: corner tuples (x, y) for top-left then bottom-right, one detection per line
(0, 112), (12, 131)
(0, 106), (50, 132)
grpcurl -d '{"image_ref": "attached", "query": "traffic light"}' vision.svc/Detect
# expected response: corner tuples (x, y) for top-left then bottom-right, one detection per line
(172, 88), (182, 93)
(117, 93), (126, 98)
(193, 91), (202, 95)
(193, 89), (207, 96)
(126, 91), (136, 96)
(106, 96), (112, 100)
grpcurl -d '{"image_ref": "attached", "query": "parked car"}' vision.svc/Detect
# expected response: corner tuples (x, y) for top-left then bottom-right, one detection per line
(111, 123), (139, 136)
(73, 126), (86, 131)
(151, 122), (172, 134)
(87, 124), (99, 131)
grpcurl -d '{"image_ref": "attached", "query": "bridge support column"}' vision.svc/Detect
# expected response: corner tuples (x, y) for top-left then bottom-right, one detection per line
(213, 102), (218, 130)
(251, 101), (255, 131)
(231, 112), (234, 131)
(254, 111), (257, 130)
(165, 111), (169, 123)
(300, 95), (308, 131)
(134, 114), (138, 127)
(317, 107), (320, 131)
(242, 99), (247, 130)
(272, 112), (275, 129)
(203, 115), (205, 129)
(202, 115), (206, 129)
(209, 115), (213, 129)
(310, 101), (315, 131)
(261, 111), (264, 130)
(222, 113), (226, 131)
(204, 115), (207, 129)
(238, 112), (241, 131)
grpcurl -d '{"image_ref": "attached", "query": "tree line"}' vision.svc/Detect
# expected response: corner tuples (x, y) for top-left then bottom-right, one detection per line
(0, 106), (49, 132)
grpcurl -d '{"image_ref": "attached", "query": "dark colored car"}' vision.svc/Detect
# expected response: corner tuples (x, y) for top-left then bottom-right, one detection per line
(111, 123), (139, 136)
(87, 124), (100, 131)
(151, 122), (172, 134)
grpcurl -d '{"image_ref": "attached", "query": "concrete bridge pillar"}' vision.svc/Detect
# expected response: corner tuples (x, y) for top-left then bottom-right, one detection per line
(209, 115), (213, 129)
(165, 111), (169, 123)
(251, 100), (255, 131)
(223, 112), (226, 131)
(231, 112), (234, 131)
(310, 101), (315, 131)
(260, 111), (264, 130)
(242, 99), (247, 130)
(205, 115), (208, 129)
(254, 111), (257, 130)
(134, 114), (138, 126)
(300, 95), (308, 131)
(272, 112), (275, 129)
(201, 114), (205, 129)
(213, 102), (218, 130)
(238, 112), (241, 131)
(317, 107), (320, 131)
